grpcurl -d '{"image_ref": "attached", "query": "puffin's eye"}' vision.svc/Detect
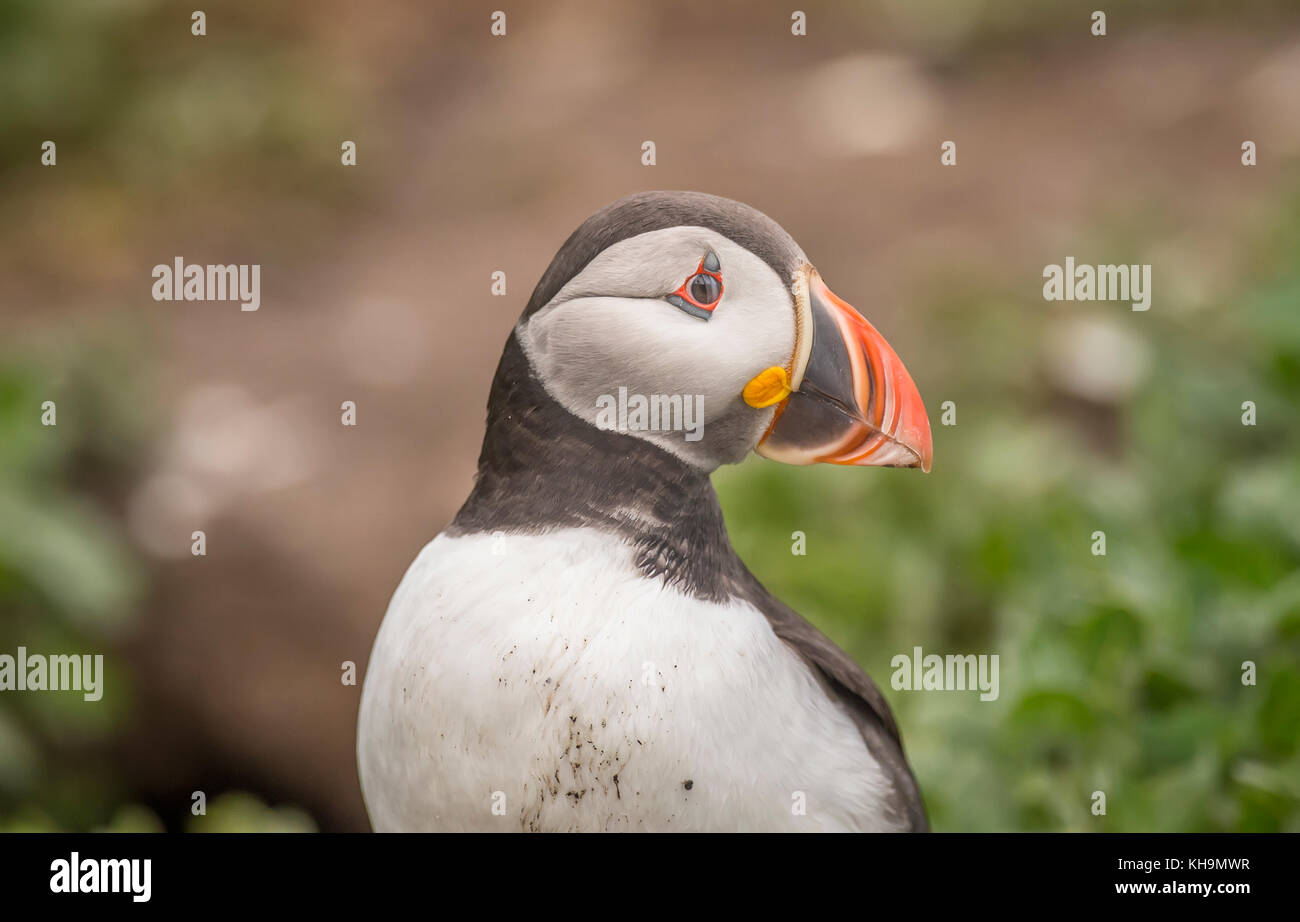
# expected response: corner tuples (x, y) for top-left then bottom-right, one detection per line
(666, 251), (724, 320)
(689, 273), (720, 305)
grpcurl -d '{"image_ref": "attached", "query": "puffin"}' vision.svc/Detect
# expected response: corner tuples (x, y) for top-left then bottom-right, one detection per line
(357, 191), (934, 832)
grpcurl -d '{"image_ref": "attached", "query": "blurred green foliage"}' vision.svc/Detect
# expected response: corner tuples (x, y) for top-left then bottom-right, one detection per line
(0, 0), (361, 185)
(0, 0), (334, 834)
(0, 335), (147, 831)
(187, 793), (315, 833)
(0, 335), (315, 832)
(717, 192), (1300, 832)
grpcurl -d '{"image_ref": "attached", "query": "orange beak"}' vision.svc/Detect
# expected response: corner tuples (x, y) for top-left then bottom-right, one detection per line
(757, 270), (933, 471)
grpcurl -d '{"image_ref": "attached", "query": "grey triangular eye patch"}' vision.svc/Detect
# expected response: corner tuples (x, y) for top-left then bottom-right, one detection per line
(666, 293), (714, 320)
(703, 250), (721, 272)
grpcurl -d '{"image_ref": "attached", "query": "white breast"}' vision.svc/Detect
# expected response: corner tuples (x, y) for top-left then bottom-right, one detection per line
(357, 528), (903, 831)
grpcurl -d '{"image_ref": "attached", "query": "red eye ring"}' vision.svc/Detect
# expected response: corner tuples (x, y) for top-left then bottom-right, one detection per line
(667, 253), (723, 320)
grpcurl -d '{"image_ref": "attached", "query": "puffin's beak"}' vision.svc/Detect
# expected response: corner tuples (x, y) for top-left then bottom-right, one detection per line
(754, 269), (933, 471)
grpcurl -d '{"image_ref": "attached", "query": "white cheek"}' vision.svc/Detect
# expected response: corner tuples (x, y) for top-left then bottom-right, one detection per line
(525, 298), (694, 407)
(518, 225), (800, 465)
(525, 292), (792, 423)
(704, 287), (796, 405)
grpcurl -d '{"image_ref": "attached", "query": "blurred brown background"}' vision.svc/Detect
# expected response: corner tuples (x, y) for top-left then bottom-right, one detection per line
(3, 0), (1299, 832)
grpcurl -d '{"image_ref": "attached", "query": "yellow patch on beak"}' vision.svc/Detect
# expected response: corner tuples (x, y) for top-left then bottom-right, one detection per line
(742, 365), (792, 409)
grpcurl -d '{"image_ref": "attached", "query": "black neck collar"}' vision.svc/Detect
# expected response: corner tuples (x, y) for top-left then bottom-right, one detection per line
(449, 333), (747, 601)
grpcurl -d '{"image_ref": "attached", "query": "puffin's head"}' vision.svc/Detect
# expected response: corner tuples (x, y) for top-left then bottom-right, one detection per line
(516, 191), (932, 474)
